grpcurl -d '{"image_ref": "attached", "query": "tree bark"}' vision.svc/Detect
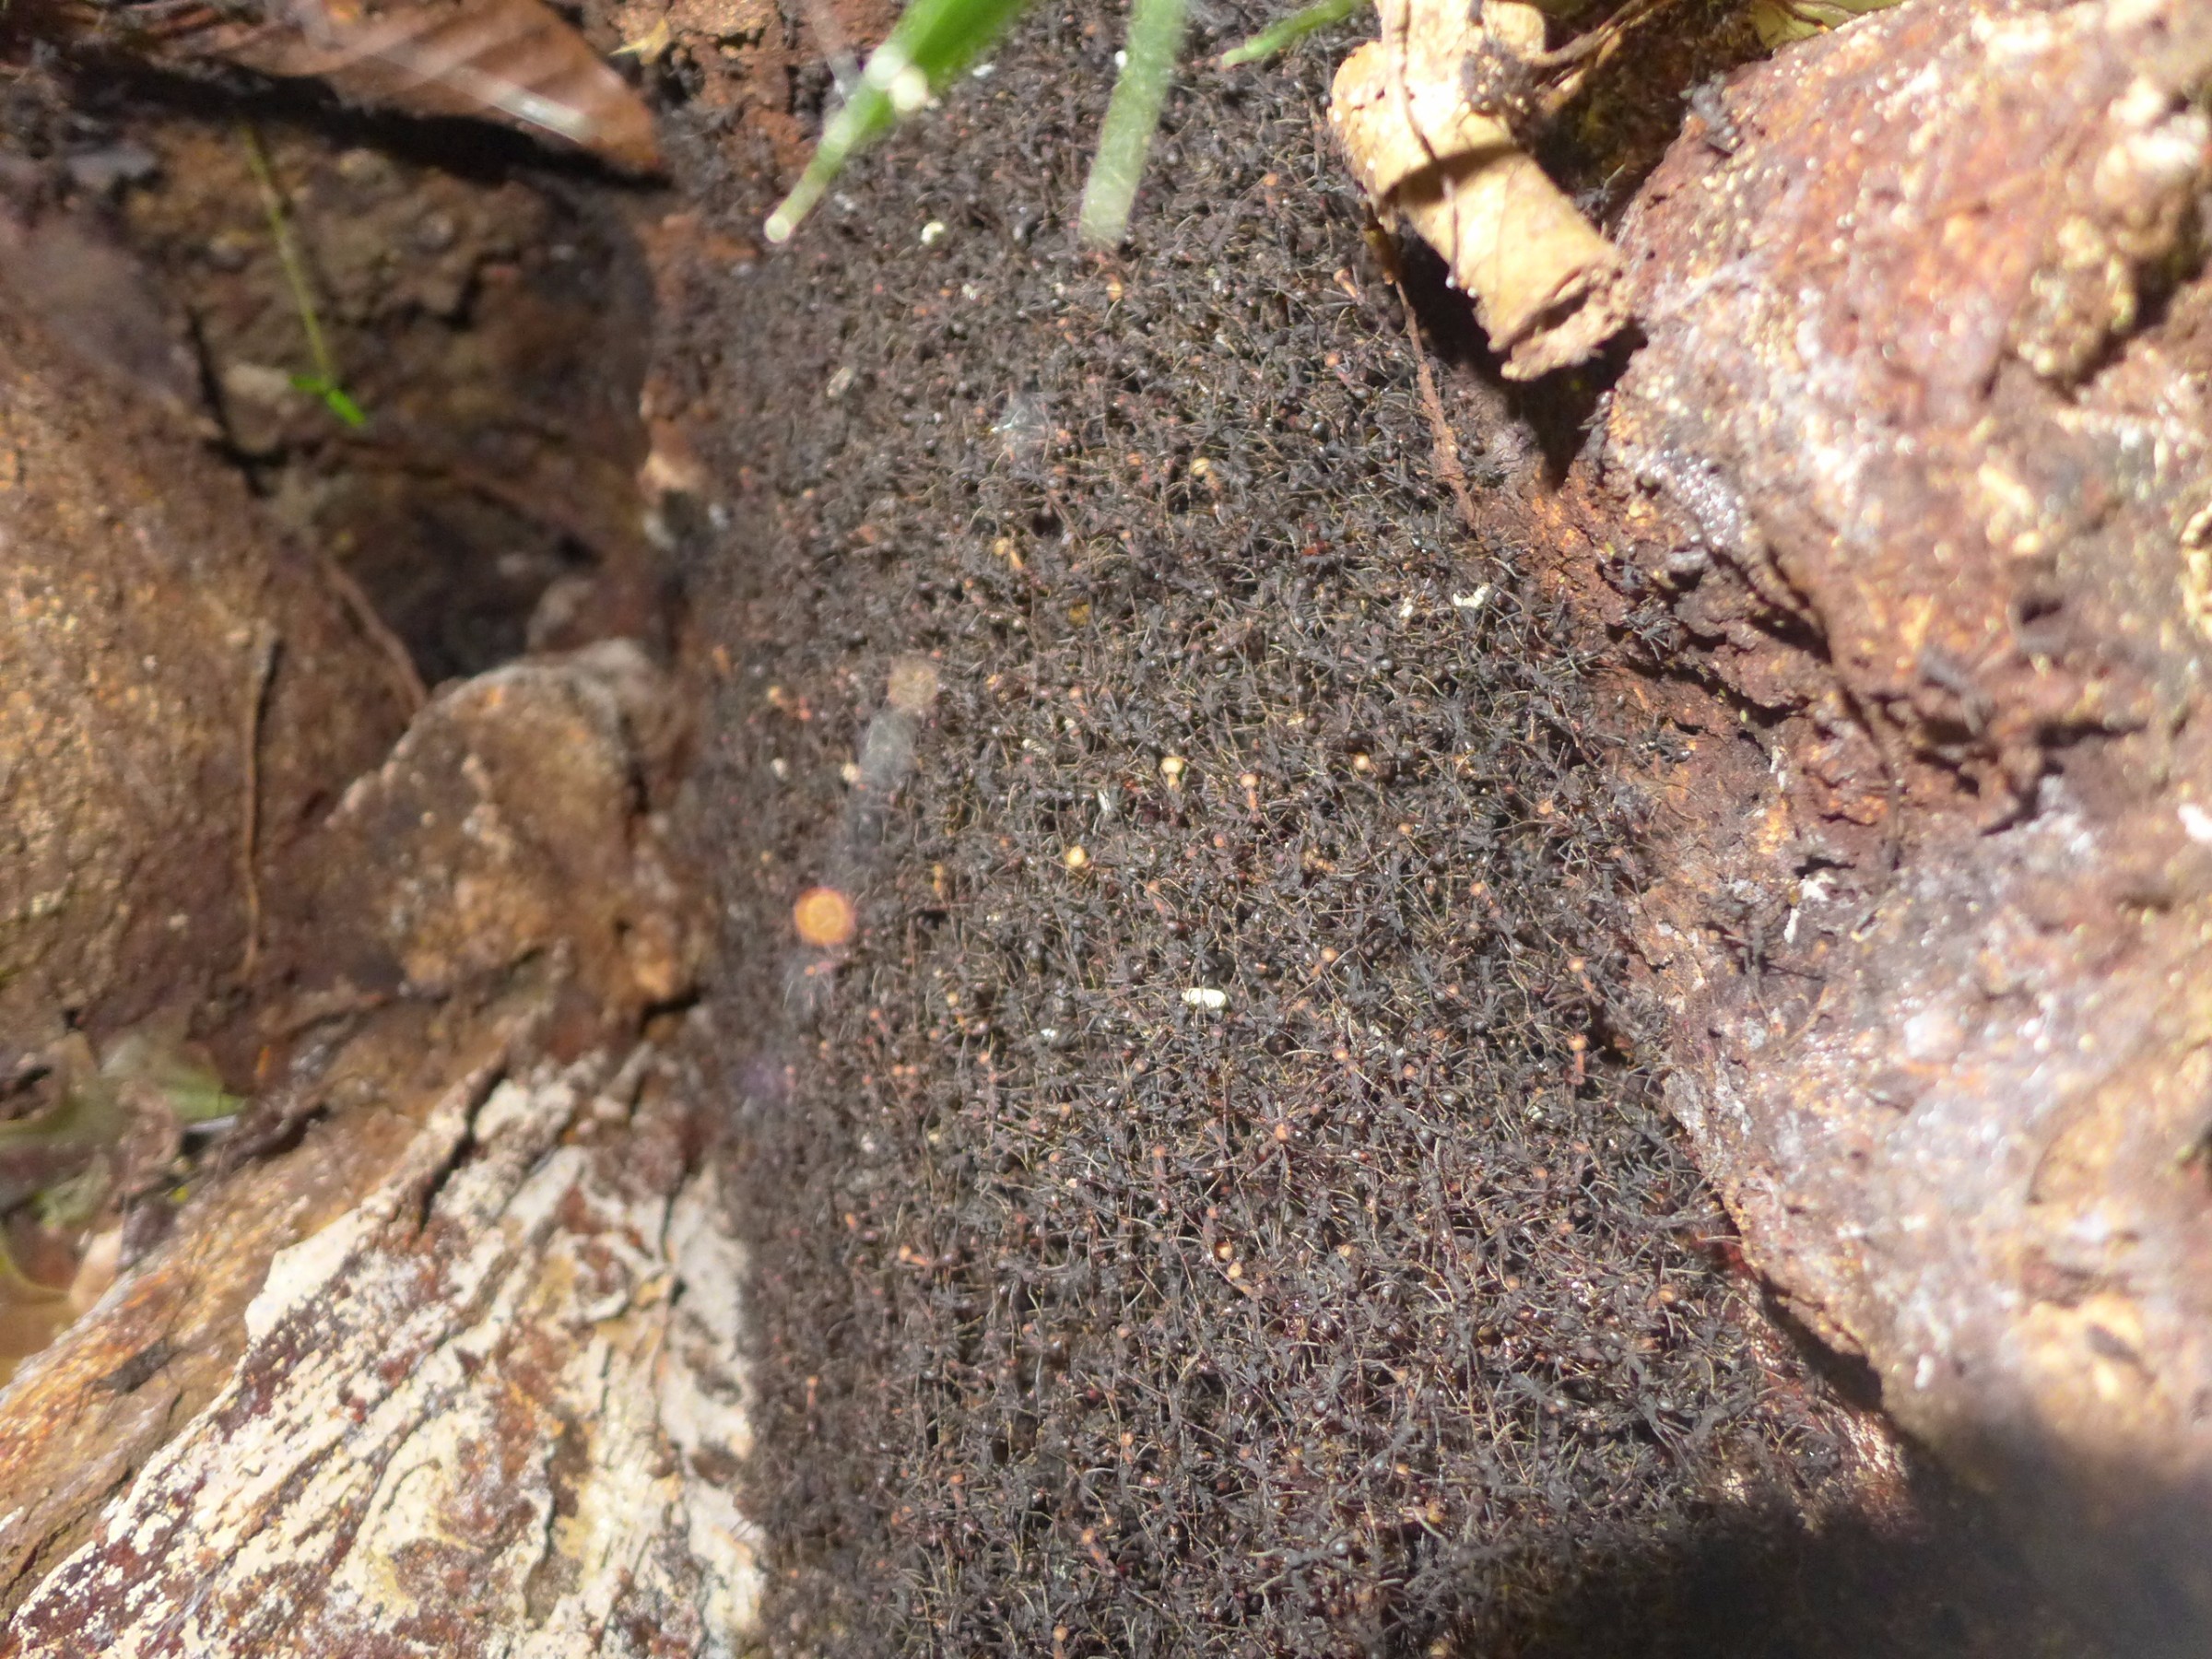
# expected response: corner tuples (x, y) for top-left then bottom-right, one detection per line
(0, 331), (753, 1647)
(1508, 0), (2212, 1641)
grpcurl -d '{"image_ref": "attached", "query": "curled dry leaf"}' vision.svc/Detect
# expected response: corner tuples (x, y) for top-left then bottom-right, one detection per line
(75, 0), (660, 172)
(1749, 0), (1904, 48)
(1330, 0), (1630, 378)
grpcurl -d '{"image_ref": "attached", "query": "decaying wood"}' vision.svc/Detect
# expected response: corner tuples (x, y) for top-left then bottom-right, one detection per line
(1330, 0), (1630, 378)
(0, 590), (742, 1649)
(0, 1011), (515, 1622)
(1, 1047), (759, 1657)
(1518, 0), (2212, 1641)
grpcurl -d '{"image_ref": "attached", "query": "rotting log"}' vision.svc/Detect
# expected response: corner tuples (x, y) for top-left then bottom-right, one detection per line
(1508, 0), (2212, 1641)
(0, 642), (761, 1652)
(0, 1048), (759, 1657)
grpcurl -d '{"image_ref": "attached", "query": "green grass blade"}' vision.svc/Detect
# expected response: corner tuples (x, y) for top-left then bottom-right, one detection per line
(243, 125), (371, 429)
(768, 0), (1033, 241)
(1077, 0), (1188, 248)
(292, 374), (369, 429)
(1219, 0), (1365, 67)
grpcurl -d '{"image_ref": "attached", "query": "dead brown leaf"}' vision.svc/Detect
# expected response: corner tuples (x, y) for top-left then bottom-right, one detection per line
(1330, 0), (1630, 378)
(78, 0), (661, 172)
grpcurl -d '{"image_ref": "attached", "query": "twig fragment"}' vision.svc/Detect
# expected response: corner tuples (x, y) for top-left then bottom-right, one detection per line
(1372, 229), (1481, 538)
(315, 547), (430, 713)
(238, 624), (280, 982)
(1330, 0), (1630, 377)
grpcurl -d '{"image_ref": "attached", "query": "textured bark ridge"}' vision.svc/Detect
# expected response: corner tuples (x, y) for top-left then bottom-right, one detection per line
(1548, 0), (2212, 1640)
(1, 1051), (759, 1658)
(0, 614), (751, 1652)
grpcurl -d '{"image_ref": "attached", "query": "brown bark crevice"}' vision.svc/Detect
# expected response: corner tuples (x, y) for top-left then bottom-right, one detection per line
(1502, 0), (2212, 1641)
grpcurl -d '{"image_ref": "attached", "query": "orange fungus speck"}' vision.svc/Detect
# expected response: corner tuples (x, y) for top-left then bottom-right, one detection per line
(794, 886), (857, 947)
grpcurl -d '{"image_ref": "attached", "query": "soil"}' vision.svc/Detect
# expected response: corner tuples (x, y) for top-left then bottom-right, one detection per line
(5, 68), (664, 686)
(0, 3), (2127, 1653)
